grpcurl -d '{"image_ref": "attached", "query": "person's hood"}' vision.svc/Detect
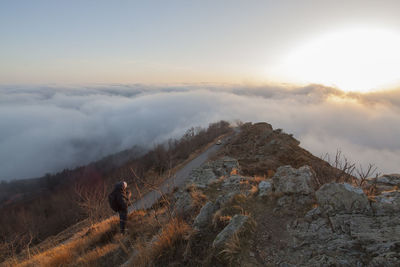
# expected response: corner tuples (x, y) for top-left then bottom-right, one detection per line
(114, 182), (125, 192)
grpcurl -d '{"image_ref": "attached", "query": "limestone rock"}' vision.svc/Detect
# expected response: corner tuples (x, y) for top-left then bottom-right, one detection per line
(209, 156), (240, 177)
(258, 180), (272, 197)
(369, 174), (400, 186)
(220, 175), (253, 196)
(371, 190), (400, 216)
(316, 182), (369, 214)
(193, 201), (219, 230)
(272, 165), (315, 194)
(174, 190), (195, 216)
(366, 174), (400, 193)
(212, 214), (249, 249)
(288, 183), (400, 266)
(188, 167), (217, 188)
(222, 174), (246, 187)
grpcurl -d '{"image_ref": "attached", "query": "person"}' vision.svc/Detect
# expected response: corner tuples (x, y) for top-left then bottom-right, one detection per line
(111, 181), (131, 234)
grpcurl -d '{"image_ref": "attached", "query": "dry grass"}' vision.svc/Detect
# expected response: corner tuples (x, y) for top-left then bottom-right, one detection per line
(5, 209), (164, 267)
(212, 210), (232, 230)
(230, 168), (239, 175)
(217, 216), (257, 266)
(130, 217), (192, 266)
(185, 184), (208, 210)
(219, 232), (242, 265)
(6, 215), (121, 267)
(75, 243), (119, 266)
(253, 175), (266, 183)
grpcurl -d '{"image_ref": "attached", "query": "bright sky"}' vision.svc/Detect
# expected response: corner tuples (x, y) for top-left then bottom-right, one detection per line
(1, 0), (400, 91)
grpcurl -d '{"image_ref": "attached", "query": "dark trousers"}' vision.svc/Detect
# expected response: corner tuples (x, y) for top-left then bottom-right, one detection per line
(119, 209), (127, 233)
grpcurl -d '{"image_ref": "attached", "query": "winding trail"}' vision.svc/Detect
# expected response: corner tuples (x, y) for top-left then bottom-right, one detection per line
(128, 134), (232, 212)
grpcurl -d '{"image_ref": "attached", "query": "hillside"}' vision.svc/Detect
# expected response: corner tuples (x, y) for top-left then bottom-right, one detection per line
(0, 121), (232, 262)
(3, 122), (400, 266)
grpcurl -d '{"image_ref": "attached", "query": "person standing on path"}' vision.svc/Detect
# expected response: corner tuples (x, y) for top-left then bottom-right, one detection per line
(109, 181), (131, 234)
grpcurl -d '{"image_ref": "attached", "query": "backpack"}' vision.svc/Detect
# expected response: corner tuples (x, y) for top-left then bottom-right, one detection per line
(108, 191), (119, 212)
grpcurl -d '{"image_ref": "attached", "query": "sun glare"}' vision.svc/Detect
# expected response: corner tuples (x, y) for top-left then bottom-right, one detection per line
(274, 27), (400, 92)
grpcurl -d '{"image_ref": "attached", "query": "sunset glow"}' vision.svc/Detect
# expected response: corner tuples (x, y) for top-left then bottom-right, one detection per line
(274, 28), (400, 92)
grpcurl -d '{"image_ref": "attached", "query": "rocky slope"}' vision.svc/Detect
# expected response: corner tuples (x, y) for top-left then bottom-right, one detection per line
(166, 159), (400, 266)
(7, 122), (400, 266)
(135, 122), (400, 266)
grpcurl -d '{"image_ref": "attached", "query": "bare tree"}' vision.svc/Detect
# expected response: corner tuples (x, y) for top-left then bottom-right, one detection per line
(356, 163), (379, 187)
(74, 180), (108, 223)
(321, 149), (356, 184)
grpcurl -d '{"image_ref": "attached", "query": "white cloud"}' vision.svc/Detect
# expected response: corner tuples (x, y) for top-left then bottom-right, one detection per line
(1, 84), (400, 180)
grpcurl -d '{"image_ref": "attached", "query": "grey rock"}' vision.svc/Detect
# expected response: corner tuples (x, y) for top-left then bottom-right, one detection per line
(258, 180), (272, 197)
(222, 174), (246, 187)
(193, 201), (219, 230)
(371, 190), (400, 216)
(174, 190), (194, 216)
(272, 165), (315, 195)
(316, 183), (369, 214)
(368, 174), (400, 186)
(209, 156), (240, 176)
(369, 252), (400, 267)
(212, 214), (249, 249)
(188, 167), (217, 187)
(215, 192), (238, 207)
(305, 207), (322, 221)
(220, 175), (253, 196)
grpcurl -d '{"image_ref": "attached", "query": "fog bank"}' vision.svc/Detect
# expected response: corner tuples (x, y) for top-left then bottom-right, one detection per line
(1, 84), (399, 180)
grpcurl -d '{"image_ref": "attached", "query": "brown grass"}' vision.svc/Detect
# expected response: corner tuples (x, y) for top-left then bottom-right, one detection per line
(5, 215), (121, 267)
(75, 243), (119, 266)
(212, 210), (232, 230)
(185, 184), (208, 210)
(217, 216), (257, 266)
(130, 217), (192, 266)
(219, 232), (241, 265)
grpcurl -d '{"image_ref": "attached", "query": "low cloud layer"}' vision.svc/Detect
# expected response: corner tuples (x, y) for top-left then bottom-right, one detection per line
(1, 84), (400, 180)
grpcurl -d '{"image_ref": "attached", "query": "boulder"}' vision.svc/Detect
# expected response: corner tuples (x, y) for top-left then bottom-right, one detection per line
(222, 174), (246, 187)
(258, 180), (272, 197)
(174, 190), (195, 216)
(209, 156), (240, 176)
(369, 174), (400, 186)
(371, 190), (400, 216)
(366, 174), (400, 193)
(316, 183), (369, 214)
(220, 175), (253, 196)
(212, 214), (249, 249)
(272, 165), (315, 194)
(193, 201), (219, 230)
(189, 167), (217, 188)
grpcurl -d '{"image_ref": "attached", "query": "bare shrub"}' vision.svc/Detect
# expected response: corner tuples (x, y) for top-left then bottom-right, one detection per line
(74, 180), (108, 223)
(356, 163), (379, 187)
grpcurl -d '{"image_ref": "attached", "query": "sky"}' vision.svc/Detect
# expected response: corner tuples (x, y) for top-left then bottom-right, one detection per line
(2, 0), (400, 89)
(1, 1), (400, 180)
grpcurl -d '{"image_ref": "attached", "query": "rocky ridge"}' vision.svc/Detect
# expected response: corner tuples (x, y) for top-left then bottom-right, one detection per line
(170, 154), (400, 266)
(121, 122), (400, 266)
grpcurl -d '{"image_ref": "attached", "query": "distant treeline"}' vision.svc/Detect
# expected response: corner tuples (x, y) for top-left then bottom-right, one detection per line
(0, 121), (231, 261)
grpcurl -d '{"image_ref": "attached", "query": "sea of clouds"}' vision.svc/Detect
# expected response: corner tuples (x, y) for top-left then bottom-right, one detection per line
(1, 83), (400, 180)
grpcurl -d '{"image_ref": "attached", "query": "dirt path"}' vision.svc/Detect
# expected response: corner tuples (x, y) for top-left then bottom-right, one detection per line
(128, 134), (233, 212)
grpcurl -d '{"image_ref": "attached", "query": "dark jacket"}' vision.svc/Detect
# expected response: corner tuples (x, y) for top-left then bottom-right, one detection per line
(112, 182), (129, 211)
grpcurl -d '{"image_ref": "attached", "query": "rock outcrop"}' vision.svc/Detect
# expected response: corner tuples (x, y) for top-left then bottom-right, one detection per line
(316, 182), (370, 214)
(174, 189), (195, 216)
(272, 165), (315, 195)
(287, 182), (400, 266)
(212, 214), (249, 249)
(258, 180), (272, 197)
(193, 201), (219, 230)
(178, 147), (400, 266)
(188, 156), (239, 188)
